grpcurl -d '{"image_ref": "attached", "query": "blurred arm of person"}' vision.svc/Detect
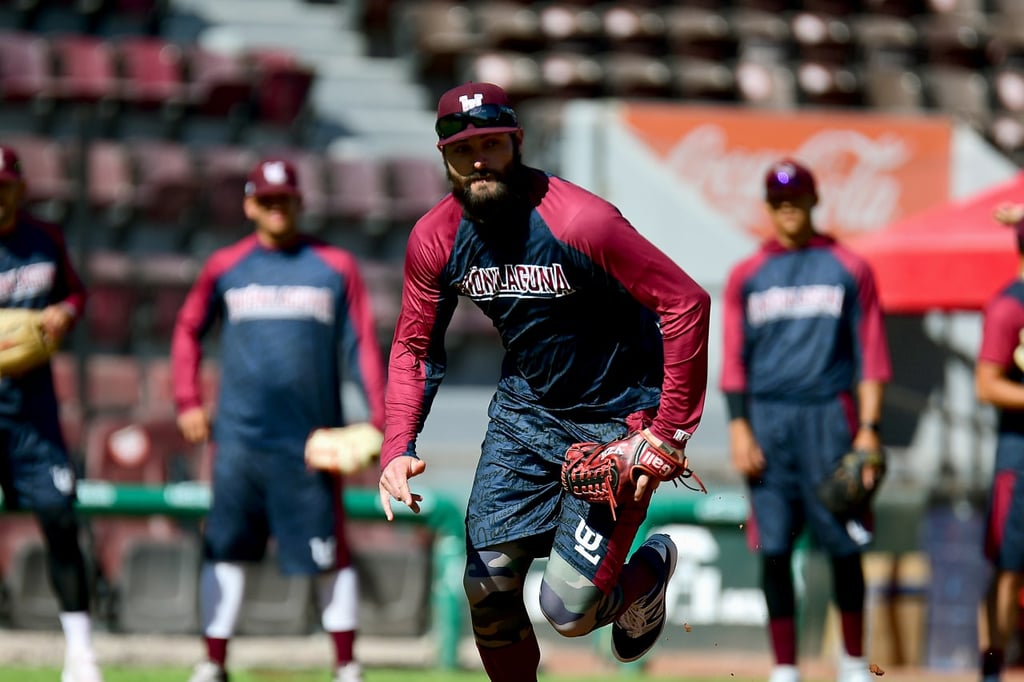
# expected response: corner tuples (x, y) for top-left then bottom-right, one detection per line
(171, 260), (220, 445)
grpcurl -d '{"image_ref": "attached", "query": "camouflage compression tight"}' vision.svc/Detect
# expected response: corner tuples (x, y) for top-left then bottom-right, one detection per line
(464, 539), (627, 648)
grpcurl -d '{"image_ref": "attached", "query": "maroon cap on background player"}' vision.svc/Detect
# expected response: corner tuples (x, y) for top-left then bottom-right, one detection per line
(0, 146), (24, 184)
(245, 158), (301, 198)
(764, 158), (817, 202)
(435, 82), (521, 147)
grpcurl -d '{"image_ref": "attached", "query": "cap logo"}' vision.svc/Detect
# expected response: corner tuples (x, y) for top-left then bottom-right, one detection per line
(459, 93), (483, 112)
(262, 161), (289, 185)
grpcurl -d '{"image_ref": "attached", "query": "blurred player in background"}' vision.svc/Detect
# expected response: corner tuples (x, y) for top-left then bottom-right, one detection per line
(975, 201), (1024, 682)
(720, 159), (891, 682)
(172, 158), (387, 682)
(378, 82), (711, 681)
(0, 145), (100, 682)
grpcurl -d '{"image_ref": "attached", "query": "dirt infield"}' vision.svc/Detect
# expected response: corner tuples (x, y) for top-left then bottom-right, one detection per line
(0, 630), (1019, 681)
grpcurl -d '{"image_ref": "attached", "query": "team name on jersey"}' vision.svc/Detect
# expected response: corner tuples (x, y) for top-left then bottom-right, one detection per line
(457, 263), (574, 301)
(0, 262), (55, 303)
(224, 284), (334, 323)
(747, 284), (844, 327)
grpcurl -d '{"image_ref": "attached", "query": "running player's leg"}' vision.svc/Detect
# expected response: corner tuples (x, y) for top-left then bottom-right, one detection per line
(464, 538), (542, 682)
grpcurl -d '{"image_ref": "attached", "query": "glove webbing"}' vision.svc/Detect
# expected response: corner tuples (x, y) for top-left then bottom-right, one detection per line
(563, 456), (623, 519)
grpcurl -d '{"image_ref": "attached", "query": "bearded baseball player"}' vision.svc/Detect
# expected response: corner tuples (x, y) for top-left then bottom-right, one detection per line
(721, 159), (891, 682)
(377, 82), (711, 681)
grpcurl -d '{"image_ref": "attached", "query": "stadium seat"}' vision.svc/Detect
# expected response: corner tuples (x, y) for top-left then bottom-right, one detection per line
(0, 30), (55, 105)
(602, 52), (674, 99)
(735, 60), (799, 108)
(796, 60), (865, 108)
(358, 260), (403, 344)
(672, 57), (738, 103)
(248, 49), (315, 128)
(862, 63), (926, 112)
(663, 6), (737, 61)
(323, 154), (389, 231)
(189, 145), (255, 258)
(142, 356), (219, 419)
(918, 11), (992, 69)
(350, 522), (432, 637)
(83, 252), (140, 353)
(182, 46), (254, 143)
(923, 64), (993, 129)
(116, 36), (187, 128)
(0, 516), (60, 629)
(50, 34), (118, 104)
(397, 1), (478, 87)
(474, 2), (545, 53)
(995, 64), (1024, 113)
(123, 139), (198, 254)
(85, 415), (202, 633)
(791, 11), (857, 66)
(538, 50), (605, 99)
(729, 7), (793, 62)
(383, 154), (448, 227)
(850, 13), (919, 67)
(537, 2), (604, 54)
(85, 353), (144, 414)
(3, 134), (72, 219)
(236, 542), (314, 636)
(601, 4), (668, 56)
(71, 141), (134, 242)
(458, 51), (546, 104)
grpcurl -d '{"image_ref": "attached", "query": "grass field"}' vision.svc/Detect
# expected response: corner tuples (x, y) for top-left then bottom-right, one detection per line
(0, 668), (755, 682)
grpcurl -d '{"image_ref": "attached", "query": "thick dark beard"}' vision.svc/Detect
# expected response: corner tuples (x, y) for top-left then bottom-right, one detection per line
(450, 155), (527, 225)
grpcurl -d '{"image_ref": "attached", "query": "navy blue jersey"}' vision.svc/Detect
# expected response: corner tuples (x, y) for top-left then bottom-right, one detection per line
(0, 213), (86, 418)
(720, 234), (891, 400)
(172, 234), (386, 453)
(978, 279), (1024, 434)
(382, 169), (710, 467)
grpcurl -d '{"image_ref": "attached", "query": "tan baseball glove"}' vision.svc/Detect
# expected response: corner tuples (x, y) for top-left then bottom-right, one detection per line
(0, 308), (56, 378)
(304, 423), (384, 475)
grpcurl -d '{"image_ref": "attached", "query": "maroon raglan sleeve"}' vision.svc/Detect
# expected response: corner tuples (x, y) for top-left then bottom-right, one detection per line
(380, 204), (461, 468)
(38, 220), (87, 319)
(171, 257), (224, 414)
(836, 248), (892, 383)
(720, 259), (753, 394)
(979, 293), (1024, 368)
(315, 244), (388, 430)
(550, 197), (710, 451)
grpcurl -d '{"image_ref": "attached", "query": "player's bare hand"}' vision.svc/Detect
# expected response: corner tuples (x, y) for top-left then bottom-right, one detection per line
(633, 472), (661, 501)
(40, 304), (73, 345)
(177, 407), (210, 444)
(994, 202), (1024, 226)
(729, 419), (765, 477)
(379, 455), (426, 521)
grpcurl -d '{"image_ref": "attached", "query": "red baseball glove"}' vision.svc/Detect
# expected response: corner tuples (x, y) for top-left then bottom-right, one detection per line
(560, 430), (706, 520)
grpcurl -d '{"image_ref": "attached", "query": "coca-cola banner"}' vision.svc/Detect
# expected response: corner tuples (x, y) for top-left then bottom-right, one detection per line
(621, 104), (952, 239)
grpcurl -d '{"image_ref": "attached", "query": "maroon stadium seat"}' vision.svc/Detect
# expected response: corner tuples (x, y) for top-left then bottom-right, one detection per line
(116, 36), (186, 112)
(2, 135), (72, 209)
(51, 34), (118, 103)
(248, 49), (315, 127)
(185, 46), (254, 119)
(0, 30), (55, 103)
(85, 353), (144, 413)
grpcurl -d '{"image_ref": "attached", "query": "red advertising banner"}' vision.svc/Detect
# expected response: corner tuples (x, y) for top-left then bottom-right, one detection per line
(621, 104), (952, 240)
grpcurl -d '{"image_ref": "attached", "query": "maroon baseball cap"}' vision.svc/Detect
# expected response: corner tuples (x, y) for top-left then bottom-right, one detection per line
(0, 146), (24, 184)
(764, 158), (817, 202)
(244, 158), (301, 198)
(435, 82), (521, 146)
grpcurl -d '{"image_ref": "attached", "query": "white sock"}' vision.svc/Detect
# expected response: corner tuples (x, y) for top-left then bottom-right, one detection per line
(838, 651), (868, 678)
(199, 561), (246, 639)
(769, 664), (800, 682)
(316, 566), (358, 632)
(59, 611), (94, 657)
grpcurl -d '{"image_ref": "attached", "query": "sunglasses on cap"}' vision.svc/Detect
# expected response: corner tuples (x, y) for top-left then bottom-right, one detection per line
(435, 104), (519, 140)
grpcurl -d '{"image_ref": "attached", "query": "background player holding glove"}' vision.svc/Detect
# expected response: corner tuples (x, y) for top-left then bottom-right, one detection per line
(377, 82), (711, 681)
(720, 159), (891, 682)
(0, 145), (101, 682)
(172, 157), (386, 682)
(974, 200), (1024, 682)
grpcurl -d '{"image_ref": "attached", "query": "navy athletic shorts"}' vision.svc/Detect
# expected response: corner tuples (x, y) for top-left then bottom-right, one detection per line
(467, 389), (654, 593)
(984, 431), (1024, 571)
(0, 415), (76, 511)
(203, 443), (348, 575)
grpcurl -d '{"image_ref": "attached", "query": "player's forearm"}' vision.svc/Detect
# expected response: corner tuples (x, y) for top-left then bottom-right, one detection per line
(977, 363), (1024, 410)
(856, 380), (885, 428)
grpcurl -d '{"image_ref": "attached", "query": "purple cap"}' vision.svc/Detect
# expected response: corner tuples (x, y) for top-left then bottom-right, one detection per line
(244, 158), (301, 198)
(435, 82), (521, 146)
(764, 158), (817, 201)
(0, 146), (24, 184)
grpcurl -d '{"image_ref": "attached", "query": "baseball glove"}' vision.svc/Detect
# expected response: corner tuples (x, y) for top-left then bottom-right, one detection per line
(304, 423), (384, 475)
(816, 448), (887, 518)
(560, 431), (706, 520)
(0, 308), (56, 378)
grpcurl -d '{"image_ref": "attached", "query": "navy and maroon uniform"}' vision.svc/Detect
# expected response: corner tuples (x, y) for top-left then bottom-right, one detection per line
(381, 170), (710, 590)
(721, 234), (891, 555)
(172, 234), (386, 575)
(978, 280), (1024, 571)
(0, 214), (86, 511)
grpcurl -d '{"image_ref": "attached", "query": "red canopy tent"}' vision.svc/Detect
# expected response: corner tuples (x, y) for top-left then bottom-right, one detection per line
(846, 173), (1024, 313)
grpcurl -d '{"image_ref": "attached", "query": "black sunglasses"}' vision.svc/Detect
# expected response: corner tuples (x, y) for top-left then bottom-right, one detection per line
(435, 104), (519, 139)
